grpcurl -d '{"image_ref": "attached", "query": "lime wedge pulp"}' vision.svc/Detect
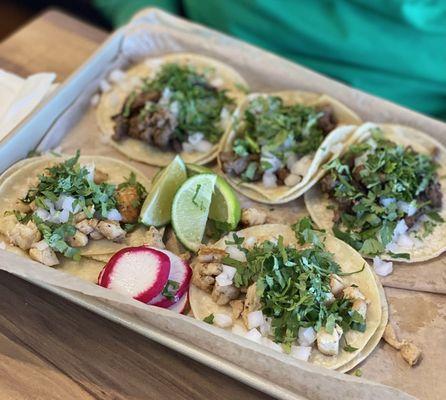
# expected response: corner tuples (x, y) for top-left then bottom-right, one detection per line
(140, 155), (187, 227)
(171, 174), (217, 251)
(186, 164), (241, 230)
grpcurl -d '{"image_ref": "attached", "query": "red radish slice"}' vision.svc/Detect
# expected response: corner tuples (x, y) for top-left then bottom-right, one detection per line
(168, 292), (189, 314)
(147, 248), (192, 308)
(98, 246), (170, 303)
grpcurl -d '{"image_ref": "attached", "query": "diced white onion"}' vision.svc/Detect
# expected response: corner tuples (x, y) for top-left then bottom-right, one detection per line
(215, 273), (233, 287)
(220, 107), (230, 126)
(261, 152), (281, 173)
(0, 241), (5, 250)
(284, 173), (302, 187)
(385, 241), (399, 253)
(35, 207), (50, 221)
(188, 132), (204, 145)
(99, 79), (111, 93)
(182, 142), (195, 153)
(290, 345), (312, 361)
(222, 265), (237, 280)
(90, 94), (100, 107)
(225, 245), (246, 262)
(108, 69), (126, 83)
(393, 219), (409, 239)
(397, 201), (417, 217)
(82, 163), (95, 183)
(107, 209), (122, 221)
(380, 197), (396, 208)
(396, 233), (414, 248)
(244, 328), (262, 343)
(261, 337), (283, 353)
(159, 88), (171, 105)
(262, 172), (277, 189)
(194, 140), (213, 153)
(260, 317), (272, 337)
(373, 256), (393, 277)
(298, 326), (316, 346)
(244, 236), (257, 248)
(247, 311), (264, 330)
(354, 153), (369, 168)
(169, 101), (179, 117)
(213, 313), (233, 328)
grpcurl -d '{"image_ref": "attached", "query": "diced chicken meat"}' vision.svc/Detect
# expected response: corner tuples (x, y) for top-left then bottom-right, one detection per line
(192, 262), (223, 292)
(66, 230), (89, 248)
(115, 185), (142, 223)
(329, 274), (345, 297)
(96, 220), (126, 241)
(197, 245), (227, 263)
(230, 299), (244, 320)
(9, 221), (41, 251)
(93, 169), (109, 184)
(144, 226), (165, 249)
(316, 325), (343, 356)
(351, 298), (367, 319)
(29, 240), (59, 266)
(382, 323), (422, 366)
(211, 283), (240, 305)
(89, 230), (104, 240)
(75, 218), (98, 235)
(73, 211), (88, 223)
(241, 208), (267, 227)
(342, 286), (365, 301)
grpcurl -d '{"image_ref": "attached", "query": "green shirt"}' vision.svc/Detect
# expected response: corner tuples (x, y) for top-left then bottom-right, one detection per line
(94, 0), (446, 120)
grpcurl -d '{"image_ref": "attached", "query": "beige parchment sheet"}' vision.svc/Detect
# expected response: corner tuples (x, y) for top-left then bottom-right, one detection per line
(1, 8), (445, 400)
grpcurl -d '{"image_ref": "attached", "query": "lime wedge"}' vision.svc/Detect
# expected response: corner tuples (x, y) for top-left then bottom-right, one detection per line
(171, 174), (217, 251)
(140, 155), (187, 227)
(187, 164), (241, 230)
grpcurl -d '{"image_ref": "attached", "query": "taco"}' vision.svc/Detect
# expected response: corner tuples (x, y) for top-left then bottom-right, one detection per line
(217, 91), (362, 204)
(97, 53), (248, 167)
(0, 152), (155, 274)
(305, 123), (446, 263)
(189, 220), (386, 371)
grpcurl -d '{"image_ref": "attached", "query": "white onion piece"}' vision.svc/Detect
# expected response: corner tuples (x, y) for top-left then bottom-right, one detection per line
(99, 79), (111, 93)
(291, 155), (312, 176)
(194, 140), (213, 153)
(244, 328), (262, 343)
(182, 142), (195, 153)
(247, 311), (264, 329)
(373, 256), (393, 276)
(393, 219), (409, 239)
(397, 201), (417, 217)
(90, 94), (100, 107)
(188, 132), (204, 145)
(0, 241), (6, 250)
(222, 265), (237, 280)
(262, 172), (277, 189)
(231, 324), (247, 336)
(107, 209), (123, 221)
(244, 236), (257, 248)
(225, 245), (246, 262)
(260, 317), (272, 337)
(108, 69), (126, 83)
(396, 233), (414, 248)
(214, 313), (233, 328)
(261, 337), (283, 353)
(298, 326), (317, 346)
(215, 273), (233, 287)
(286, 153), (298, 171)
(291, 345), (312, 361)
(380, 197), (396, 208)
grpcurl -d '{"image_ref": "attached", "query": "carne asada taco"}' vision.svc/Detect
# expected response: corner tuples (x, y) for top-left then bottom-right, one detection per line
(0, 152), (154, 270)
(218, 91), (362, 204)
(305, 123), (446, 262)
(189, 220), (386, 371)
(97, 53), (248, 167)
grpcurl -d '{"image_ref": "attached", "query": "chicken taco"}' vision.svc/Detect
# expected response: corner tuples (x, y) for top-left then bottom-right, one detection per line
(218, 92), (361, 204)
(305, 123), (446, 262)
(189, 219), (386, 371)
(97, 53), (248, 167)
(0, 152), (156, 272)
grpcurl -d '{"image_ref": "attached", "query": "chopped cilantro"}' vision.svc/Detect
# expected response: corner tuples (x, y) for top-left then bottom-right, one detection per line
(203, 314), (214, 324)
(162, 280), (180, 301)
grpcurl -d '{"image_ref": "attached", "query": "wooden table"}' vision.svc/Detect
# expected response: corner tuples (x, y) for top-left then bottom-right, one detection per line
(0, 10), (273, 400)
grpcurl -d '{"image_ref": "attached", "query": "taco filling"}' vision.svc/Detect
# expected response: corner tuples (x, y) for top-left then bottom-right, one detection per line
(7, 152), (147, 266)
(192, 219), (369, 358)
(220, 95), (338, 188)
(320, 128), (443, 259)
(112, 63), (235, 154)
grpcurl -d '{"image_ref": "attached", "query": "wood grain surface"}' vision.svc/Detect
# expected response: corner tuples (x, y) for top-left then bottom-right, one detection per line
(0, 10), (273, 400)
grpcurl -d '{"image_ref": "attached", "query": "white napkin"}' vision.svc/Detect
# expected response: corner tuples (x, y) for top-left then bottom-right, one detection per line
(0, 70), (57, 141)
